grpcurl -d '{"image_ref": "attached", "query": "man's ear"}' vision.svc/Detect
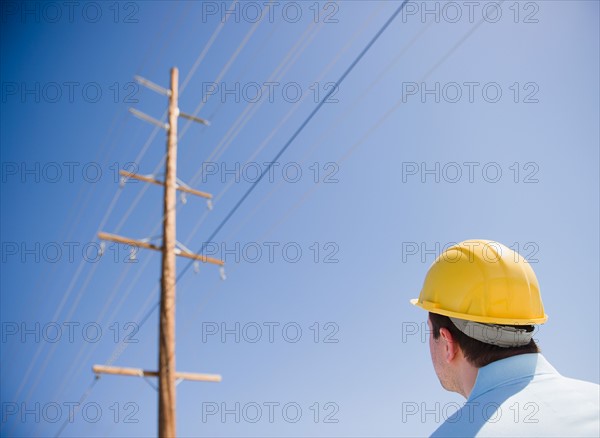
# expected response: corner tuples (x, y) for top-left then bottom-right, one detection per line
(439, 327), (458, 362)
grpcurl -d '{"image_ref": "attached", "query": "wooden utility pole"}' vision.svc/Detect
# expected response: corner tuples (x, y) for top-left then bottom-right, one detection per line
(94, 67), (223, 438)
(159, 66), (179, 437)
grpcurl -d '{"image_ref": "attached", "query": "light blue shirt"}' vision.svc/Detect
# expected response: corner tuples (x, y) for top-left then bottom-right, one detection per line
(431, 353), (599, 437)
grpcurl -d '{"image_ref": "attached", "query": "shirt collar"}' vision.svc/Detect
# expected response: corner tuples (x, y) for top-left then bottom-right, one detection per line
(468, 353), (559, 401)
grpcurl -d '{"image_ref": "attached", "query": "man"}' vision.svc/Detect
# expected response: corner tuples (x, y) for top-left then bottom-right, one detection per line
(410, 239), (599, 437)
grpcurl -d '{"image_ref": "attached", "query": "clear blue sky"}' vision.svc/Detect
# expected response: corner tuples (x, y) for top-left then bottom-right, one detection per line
(1, 1), (598, 437)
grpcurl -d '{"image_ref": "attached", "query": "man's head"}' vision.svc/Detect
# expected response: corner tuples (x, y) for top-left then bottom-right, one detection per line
(410, 240), (547, 395)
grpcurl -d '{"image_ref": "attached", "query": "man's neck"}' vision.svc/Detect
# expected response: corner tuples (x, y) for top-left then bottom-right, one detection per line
(455, 356), (478, 398)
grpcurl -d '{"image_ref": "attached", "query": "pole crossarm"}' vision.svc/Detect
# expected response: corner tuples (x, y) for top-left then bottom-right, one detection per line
(119, 170), (212, 199)
(129, 107), (169, 130)
(134, 75), (172, 97)
(179, 111), (210, 126)
(98, 231), (161, 251)
(92, 365), (222, 382)
(97, 232), (224, 266)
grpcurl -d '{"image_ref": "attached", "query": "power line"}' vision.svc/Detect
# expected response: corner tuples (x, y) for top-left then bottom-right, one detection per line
(177, 0), (269, 141)
(8, 3), (241, 424)
(210, 3), (386, 205)
(93, 11), (331, 373)
(101, 0), (412, 354)
(180, 0), (240, 94)
(54, 376), (99, 438)
(186, 16), (324, 187)
(225, 15), (498, 265)
(52, 4), (280, 405)
(184, 3), (386, 241)
(56, 2), (503, 435)
(180, 0), (411, 276)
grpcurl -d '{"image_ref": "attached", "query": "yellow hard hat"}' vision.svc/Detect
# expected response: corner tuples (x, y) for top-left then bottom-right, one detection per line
(410, 239), (548, 325)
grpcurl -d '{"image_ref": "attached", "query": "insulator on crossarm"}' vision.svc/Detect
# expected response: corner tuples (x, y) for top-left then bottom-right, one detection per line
(219, 266), (226, 281)
(207, 199), (213, 211)
(181, 192), (187, 205)
(193, 261), (200, 274)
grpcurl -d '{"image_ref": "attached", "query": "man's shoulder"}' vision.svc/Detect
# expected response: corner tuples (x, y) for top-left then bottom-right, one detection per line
(556, 374), (600, 390)
(529, 368), (600, 398)
(430, 373), (599, 438)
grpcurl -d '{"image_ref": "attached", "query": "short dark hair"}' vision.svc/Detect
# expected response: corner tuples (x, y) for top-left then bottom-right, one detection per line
(429, 312), (539, 368)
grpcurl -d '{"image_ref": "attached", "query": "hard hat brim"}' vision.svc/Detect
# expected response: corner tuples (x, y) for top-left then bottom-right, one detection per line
(410, 298), (548, 325)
